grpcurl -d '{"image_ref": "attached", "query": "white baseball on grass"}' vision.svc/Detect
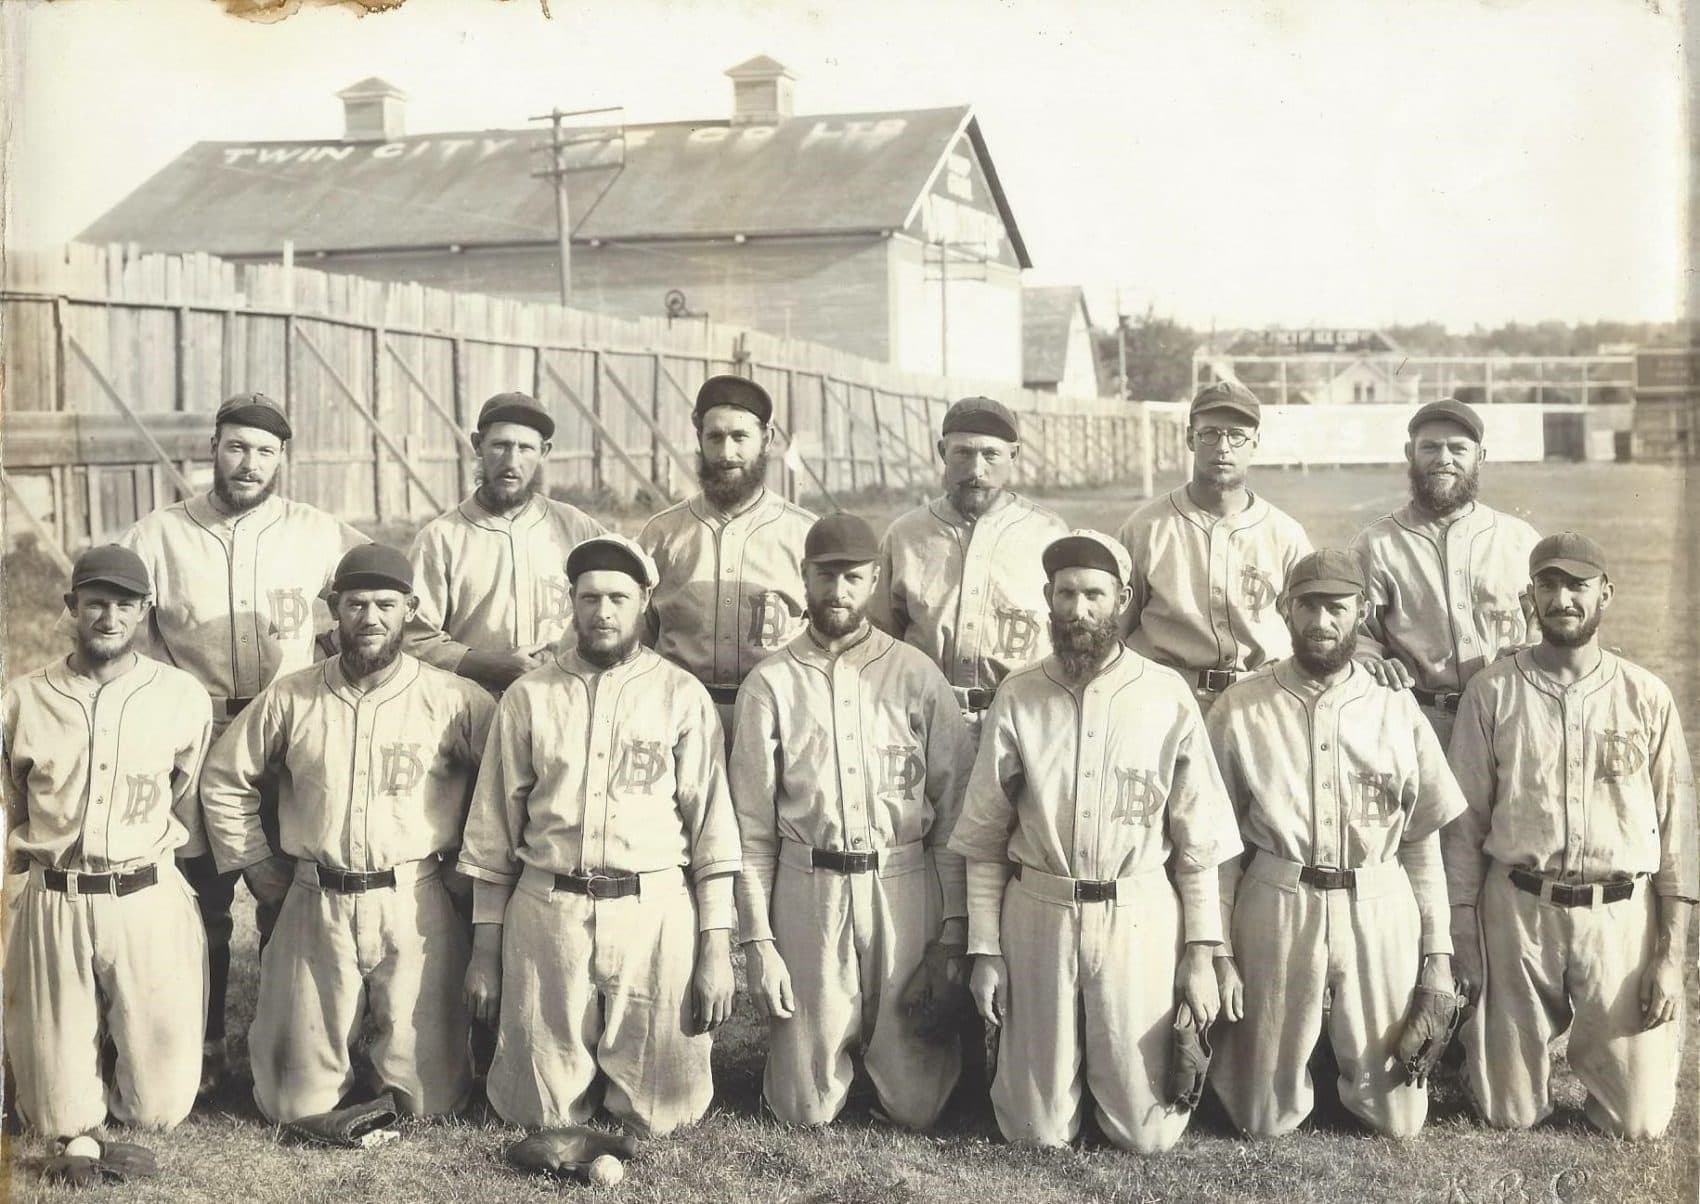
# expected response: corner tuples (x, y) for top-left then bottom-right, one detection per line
(587, 1153), (624, 1186)
(64, 1136), (101, 1159)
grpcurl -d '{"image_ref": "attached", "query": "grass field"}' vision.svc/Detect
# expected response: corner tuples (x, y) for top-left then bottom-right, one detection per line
(2, 461), (1696, 1203)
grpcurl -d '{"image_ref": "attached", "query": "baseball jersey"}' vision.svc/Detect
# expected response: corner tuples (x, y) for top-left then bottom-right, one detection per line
(457, 646), (742, 924)
(637, 490), (816, 691)
(1114, 487), (1311, 674)
(948, 648), (1241, 933)
(119, 493), (368, 710)
(199, 655), (495, 874)
(729, 625), (976, 941)
(870, 493), (1067, 692)
(1443, 649), (1698, 904)
(1351, 502), (1540, 692)
(406, 492), (605, 670)
(3, 656), (213, 872)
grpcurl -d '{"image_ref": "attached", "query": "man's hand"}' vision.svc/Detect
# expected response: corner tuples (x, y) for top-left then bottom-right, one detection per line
(1450, 907), (1483, 1005)
(1214, 953), (1245, 1023)
(1176, 942), (1221, 1029)
(464, 924), (503, 1025)
(970, 953), (1008, 1027)
(745, 939), (795, 1021)
(1640, 948), (1682, 1030)
(692, 930), (735, 1034)
(1358, 656), (1416, 690)
(242, 854), (294, 910)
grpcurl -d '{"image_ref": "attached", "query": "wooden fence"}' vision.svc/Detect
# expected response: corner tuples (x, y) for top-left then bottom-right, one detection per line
(1, 245), (1180, 556)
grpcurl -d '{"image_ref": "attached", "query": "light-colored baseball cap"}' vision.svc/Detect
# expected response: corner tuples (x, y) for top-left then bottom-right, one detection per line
(566, 534), (660, 588)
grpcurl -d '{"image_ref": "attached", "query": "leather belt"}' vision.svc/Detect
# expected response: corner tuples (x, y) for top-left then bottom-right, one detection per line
(953, 686), (996, 713)
(554, 870), (642, 899)
(705, 684), (740, 706)
(42, 863), (159, 898)
(811, 848), (880, 873)
(317, 866), (397, 893)
(1014, 864), (1119, 903)
(1194, 668), (1238, 693)
(1509, 867), (1642, 908)
(1298, 865), (1357, 891)
(1412, 688), (1462, 714)
(225, 697), (254, 717)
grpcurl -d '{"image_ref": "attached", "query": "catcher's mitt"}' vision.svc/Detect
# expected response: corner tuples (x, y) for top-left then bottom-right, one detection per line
(283, 1091), (401, 1148)
(1166, 1019), (1213, 1111)
(507, 1126), (640, 1182)
(897, 940), (971, 1045)
(1395, 985), (1465, 1087)
(43, 1138), (159, 1187)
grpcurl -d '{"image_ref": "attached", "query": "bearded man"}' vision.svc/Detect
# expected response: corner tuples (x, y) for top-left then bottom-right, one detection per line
(1351, 398), (1541, 743)
(199, 544), (495, 1124)
(1204, 550), (1465, 1137)
(116, 391), (367, 1093)
(637, 375), (815, 736)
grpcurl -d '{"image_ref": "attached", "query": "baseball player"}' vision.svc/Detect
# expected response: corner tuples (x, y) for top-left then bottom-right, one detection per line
(198, 544), (495, 1123)
(117, 390), (367, 1090)
(1205, 549), (1464, 1137)
(1444, 531), (1695, 1139)
(637, 375), (816, 733)
(948, 530), (1241, 1152)
(870, 396), (1067, 734)
(1114, 379), (1311, 714)
(731, 513), (975, 1129)
(3, 546), (212, 1137)
(407, 391), (604, 690)
(1351, 398), (1540, 743)
(459, 534), (742, 1136)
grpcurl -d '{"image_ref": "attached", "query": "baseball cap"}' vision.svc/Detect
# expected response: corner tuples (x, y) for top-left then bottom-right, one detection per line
(566, 534), (660, 588)
(1407, 398), (1483, 442)
(694, 375), (773, 425)
(1530, 531), (1607, 580)
(477, 391), (555, 441)
(941, 396), (1019, 443)
(1284, 549), (1368, 599)
(70, 544), (151, 597)
(1042, 529), (1133, 587)
(215, 392), (292, 441)
(803, 513), (879, 566)
(1189, 379), (1261, 427)
(331, 543), (414, 594)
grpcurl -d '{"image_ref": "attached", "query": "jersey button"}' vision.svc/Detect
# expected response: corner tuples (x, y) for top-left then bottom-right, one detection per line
(1081, 809), (1092, 819)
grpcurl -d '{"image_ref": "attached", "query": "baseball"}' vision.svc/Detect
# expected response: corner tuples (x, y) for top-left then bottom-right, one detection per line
(64, 1136), (101, 1159)
(587, 1154), (624, 1187)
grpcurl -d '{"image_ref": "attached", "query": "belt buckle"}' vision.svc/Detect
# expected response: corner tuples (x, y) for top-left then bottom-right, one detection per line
(848, 851), (878, 873)
(583, 872), (622, 900)
(341, 871), (368, 894)
(1075, 879), (1116, 903)
(1312, 865), (1351, 891)
(1201, 669), (1234, 693)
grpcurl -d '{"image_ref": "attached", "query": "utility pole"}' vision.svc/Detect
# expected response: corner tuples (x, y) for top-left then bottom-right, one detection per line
(530, 104), (623, 306)
(1115, 287), (1128, 400)
(938, 238), (950, 378)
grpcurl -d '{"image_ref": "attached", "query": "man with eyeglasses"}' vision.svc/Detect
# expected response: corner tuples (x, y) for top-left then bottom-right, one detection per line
(1113, 380), (1311, 714)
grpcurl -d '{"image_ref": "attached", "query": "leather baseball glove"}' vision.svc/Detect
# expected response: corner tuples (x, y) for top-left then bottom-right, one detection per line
(43, 1138), (159, 1186)
(897, 940), (971, 1045)
(1166, 1019), (1213, 1111)
(1395, 985), (1465, 1087)
(507, 1126), (640, 1181)
(282, 1091), (401, 1148)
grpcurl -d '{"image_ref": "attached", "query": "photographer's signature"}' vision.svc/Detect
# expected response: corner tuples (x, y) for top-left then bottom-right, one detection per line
(1446, 1168), (1591, 1204)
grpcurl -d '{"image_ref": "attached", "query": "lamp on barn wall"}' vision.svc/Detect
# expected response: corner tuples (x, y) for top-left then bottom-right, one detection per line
(664, 289), (708, 328)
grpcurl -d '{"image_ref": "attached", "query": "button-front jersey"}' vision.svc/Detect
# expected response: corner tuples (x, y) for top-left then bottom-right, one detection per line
(730, 626), (975, 941)
(1351, 502), (1540, 692)
(870, 493), (1067, 691)
(3, 657), (213, 872)
(1207, 661), (1464, 868)
(199, 655), (495, 874)
(406, 493), (605, 669)
(1114, 487), (1311, 673)
(1443, 650), (1698, 904)
(119, 493), (368, 709)
(637, 490), (816, 689)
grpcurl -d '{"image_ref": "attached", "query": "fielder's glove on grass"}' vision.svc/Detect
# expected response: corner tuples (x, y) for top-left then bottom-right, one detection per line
(898, 940), (971, 1045)
(507, 1126), (640, 1181)
(1395, 985), (1465, 1087)
(43, 1138), (159, 1186)
(283, 1091), (401, 1148)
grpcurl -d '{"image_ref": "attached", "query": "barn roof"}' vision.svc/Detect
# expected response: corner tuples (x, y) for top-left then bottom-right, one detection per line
(80, 105), (1032, 265)
(1022, 286), (1088, 385)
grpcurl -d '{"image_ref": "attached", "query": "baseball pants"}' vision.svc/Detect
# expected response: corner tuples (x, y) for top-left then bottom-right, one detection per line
(248, 859), (471, 1123)
(1417, 704), (1456, 749)
(1211, 853), (1427, 1137)
(486, 865), (711, 1137)
(991, 865), (1190, 1153)
(3, 861), (207, 1135)
(764, 840), (959, 1128)
(1464, 863), (1678, 1139)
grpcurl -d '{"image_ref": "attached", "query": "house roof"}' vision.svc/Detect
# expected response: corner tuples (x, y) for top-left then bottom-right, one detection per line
(79, 105), (1032, 266)
(1022, 286), (1087, 385)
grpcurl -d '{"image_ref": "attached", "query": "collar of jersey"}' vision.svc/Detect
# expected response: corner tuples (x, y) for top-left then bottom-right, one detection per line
(1512, 646), (1616, 699)
(45, 653), (159, 703)
(689, 487), (772, 528)
(931, 490), (1025, 529)
(555, 643), (654, 680)
(791, 622), (883, 670)
(1272, 657), (1370, 706)
(460, 490), (545, 532)
(1169, 485), (1267, 533)
(1040, 642), (1137, 692)
(323, 651), (419, 705)
(189, 490), (282, 529)
(1392, 499), (1495, 540)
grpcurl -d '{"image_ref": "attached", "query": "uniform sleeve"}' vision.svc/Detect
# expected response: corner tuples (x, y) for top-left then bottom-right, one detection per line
(457, 687), (537, 920)
(921, 668), (974, 921)
(673, 684), (741, 931)
(867, 529), (906, 638)
(1349, 529), (1393, 662)
(198, 685), (288, 874)
(1116, 514), (1152, 639)
(728, 677), (783, 943)
(169, 688), (215, 861)
(1164, 692), (1241, 943)
(115, 525), (171, 667)
(404, 525), (475, 672)
(948, 691), (1023, 953)
(1442, 677), (1498, 907)
(1204, 696), (1251, 956)
(1648, 693), (1698, 901)
(3, 688), (28, 875)
(1403, 698), (1468, 843)
(636, 519), (664, 649)
(1396, 833), (1452, 955)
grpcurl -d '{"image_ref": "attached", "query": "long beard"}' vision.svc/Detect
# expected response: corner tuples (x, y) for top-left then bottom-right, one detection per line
(577, 625), (641, 669)
(1537, 606), (1602, 649)
(341, 625), (405, 677)
(475, 468), (542, 512)
(948, 480), (1003, 521)
(1408, 460), (1480, 516)
(77, 627), (138, 666)
(212, 465), (279, 514)
(1050, 614), (1121, 682)
(808, 598), (865, 639)
(1291, 625), (1359, 676)
(698, 450), (768, 511)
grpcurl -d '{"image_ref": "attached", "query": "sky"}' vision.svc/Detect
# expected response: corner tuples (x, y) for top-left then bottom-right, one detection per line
(2, 0), (1686, 331)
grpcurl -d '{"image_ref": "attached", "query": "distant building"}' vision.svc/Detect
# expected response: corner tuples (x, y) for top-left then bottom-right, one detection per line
(1022, 286), (1104, 397)
(1194, 327), (1420, 404)
(81, 58), (1034, 383)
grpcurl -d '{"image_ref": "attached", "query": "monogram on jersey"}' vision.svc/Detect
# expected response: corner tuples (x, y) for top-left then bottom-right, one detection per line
(1351, 770), (1398, 825)
(993, 606), (1042, 659)
(613, 738), (669, 791)
(118, 774), (161, 825)
(1240, 564), (1277, 617)
(747, 591), (799, 649)
(877, 745), (925, 801)
(1597, 730), (1646, 782)
(536, 575), (573, 625)
(1110, 766), (1165, 825)
(379, 742), (425, 794)
(1483, 606), (1525, 651)
(268, 587), (311, 638)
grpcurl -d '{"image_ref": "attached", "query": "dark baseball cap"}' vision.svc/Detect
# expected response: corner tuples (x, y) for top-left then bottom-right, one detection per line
(70, 544), (151, 597)
(941, 396), (1019, 443)
(1190, 379), (1261, 427)
(331, 543), (414, 594)
(803, 513), (879, 566)
(1042, 529), (1133, 586)
(566, 534), (660, 588)
(694, 375), (773, 425)
(215, 392), (292, 441)
(477, 391), (555, 441)
(1284, 549), (1367, 599)
(1530, 531), (1607, 580)
(1407, 398), (1483, 442)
